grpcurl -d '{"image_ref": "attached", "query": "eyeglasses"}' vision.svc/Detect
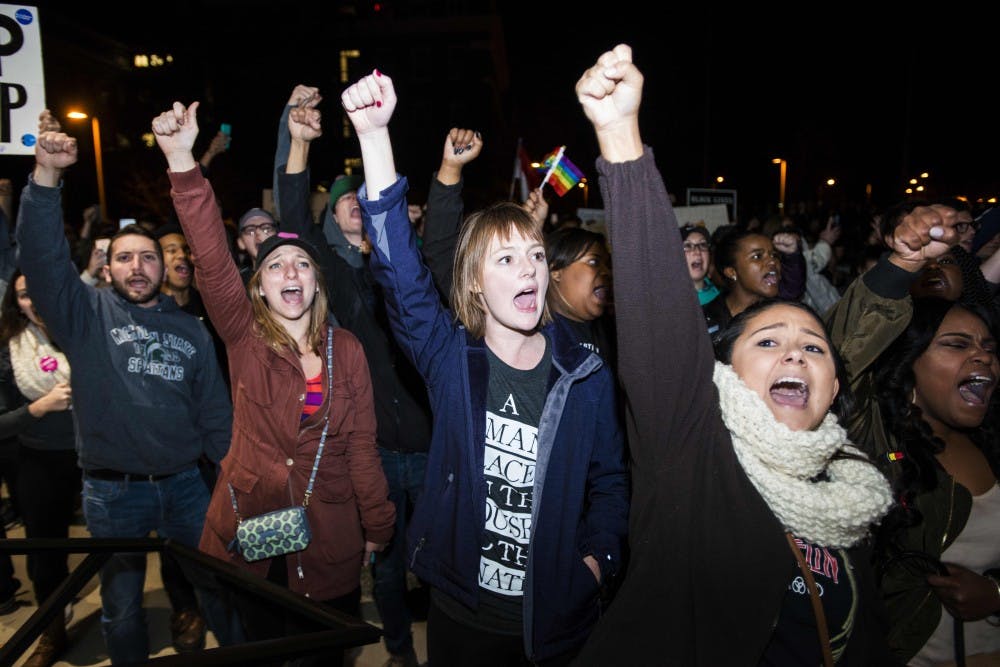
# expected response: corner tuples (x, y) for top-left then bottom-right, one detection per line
(954, 221), (981, 235)
(240, 222), (278, 238)
(683, 242), (710, 253)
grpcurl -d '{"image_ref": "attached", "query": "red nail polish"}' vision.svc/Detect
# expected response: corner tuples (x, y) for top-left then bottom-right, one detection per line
(376, 101), (382, 108)
(374, 69), (381, 77)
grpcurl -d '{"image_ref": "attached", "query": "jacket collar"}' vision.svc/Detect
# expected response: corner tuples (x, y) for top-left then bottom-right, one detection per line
(463, 319), (601, 378)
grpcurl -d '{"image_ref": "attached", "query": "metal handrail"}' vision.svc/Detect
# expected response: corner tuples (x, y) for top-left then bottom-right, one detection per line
(0, 537), (382, 665)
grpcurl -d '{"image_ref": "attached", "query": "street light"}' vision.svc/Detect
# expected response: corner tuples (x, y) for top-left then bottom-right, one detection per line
(771, 158), (787, 211)
(66, 110), (106, 223)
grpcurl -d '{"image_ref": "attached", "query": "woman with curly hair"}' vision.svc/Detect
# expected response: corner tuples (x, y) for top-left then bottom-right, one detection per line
(0, 268), (77, 665)
(828, 201), (1000, 665)
(873, 298), (999, 666)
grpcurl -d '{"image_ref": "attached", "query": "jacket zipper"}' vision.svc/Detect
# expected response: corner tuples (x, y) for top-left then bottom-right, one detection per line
(409, 537), (425, 570)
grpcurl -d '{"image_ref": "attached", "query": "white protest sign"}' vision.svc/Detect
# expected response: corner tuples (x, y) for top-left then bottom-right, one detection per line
(0, 5), (44, 155)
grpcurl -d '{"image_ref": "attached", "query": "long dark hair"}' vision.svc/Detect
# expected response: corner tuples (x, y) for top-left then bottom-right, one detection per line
(873, 298), (1000, 528)
(713, 297), (855, 424)
(0, 269), (30, 345)
(545, 227), (607, 272)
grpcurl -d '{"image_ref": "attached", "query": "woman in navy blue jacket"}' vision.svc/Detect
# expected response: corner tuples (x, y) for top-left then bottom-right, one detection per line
(341, 71), (629, 666)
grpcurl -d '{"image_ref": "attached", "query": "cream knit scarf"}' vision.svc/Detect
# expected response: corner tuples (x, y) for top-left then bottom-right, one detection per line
(713, 361), (892, 548)
(9, 323), (70, 401)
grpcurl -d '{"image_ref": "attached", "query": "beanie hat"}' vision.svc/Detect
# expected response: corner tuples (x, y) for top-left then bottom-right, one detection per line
(254, 232), (322, 272)
(328, 174), (363, 207)
(153, 221), (184, 240)
(679, 222), (710, 244)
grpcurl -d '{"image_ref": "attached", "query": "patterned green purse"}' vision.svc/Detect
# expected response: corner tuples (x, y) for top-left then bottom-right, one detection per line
(228, 327), (333, 563)
(232, 504), (312, 562)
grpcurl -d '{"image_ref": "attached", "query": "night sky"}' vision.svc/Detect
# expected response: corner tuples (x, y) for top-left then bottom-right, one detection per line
(19, 2), (1000, 225)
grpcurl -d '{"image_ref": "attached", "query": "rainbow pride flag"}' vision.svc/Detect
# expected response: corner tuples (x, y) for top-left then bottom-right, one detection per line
(541, 146), (584, 197)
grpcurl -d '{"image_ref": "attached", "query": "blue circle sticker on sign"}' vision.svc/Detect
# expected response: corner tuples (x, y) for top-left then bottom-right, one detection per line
(22, 134), (36, 147)
(15, 8), (33, 25)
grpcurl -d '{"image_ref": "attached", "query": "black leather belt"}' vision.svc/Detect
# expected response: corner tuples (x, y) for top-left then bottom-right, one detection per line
(85, 469), (176, 482)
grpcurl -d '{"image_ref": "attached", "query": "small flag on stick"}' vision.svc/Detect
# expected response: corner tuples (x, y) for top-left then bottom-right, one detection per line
(540, 146), (584, 197)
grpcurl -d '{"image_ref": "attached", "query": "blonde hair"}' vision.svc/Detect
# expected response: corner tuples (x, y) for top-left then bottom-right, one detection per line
(247, 261), (330, 356)
(450, 202), (551, 338)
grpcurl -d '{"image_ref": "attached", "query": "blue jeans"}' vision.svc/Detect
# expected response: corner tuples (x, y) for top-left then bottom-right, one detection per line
(372, 448), (427, 656)
(82, 466), (243, 664)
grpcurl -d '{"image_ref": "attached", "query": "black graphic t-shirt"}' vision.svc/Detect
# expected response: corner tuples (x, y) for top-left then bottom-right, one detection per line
(760, 536), (856, 665)
(433, 339), (551, 635)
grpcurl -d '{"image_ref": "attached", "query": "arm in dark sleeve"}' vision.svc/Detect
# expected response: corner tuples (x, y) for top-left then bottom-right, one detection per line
(0, 356), (34, 441)
(825, 254), (915, 384)
(277, 166), (366, 328)
(598, 148), (716, 473)
(271, 104), (293, 221)
(420, 173), (465, 302)
(15, 176), (95, 350)
(778, 249), (806, 301)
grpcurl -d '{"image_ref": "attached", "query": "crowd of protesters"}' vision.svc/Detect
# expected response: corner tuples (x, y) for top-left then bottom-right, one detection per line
(0, 42), (997, 667)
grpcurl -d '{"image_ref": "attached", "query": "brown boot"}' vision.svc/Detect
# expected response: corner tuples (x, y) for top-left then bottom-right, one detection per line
(23, 616), (66, 667)
(170, 607), (206, 652)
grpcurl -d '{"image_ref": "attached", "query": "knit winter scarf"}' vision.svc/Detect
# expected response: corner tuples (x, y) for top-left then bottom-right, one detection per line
(9, 323), (70, 401)
(713, 361), (892, 548)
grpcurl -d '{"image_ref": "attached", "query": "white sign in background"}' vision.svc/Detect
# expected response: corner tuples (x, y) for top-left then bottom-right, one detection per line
(0, 5), (43, 156)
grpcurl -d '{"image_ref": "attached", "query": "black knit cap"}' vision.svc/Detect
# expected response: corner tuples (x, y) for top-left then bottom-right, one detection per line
(254, 232), (322, 272)
(153, 221), (184, 240)
(680, 222), (710, 243)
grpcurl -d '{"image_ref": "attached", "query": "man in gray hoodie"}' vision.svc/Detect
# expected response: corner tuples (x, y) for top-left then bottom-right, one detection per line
(16, 125), (239, 665)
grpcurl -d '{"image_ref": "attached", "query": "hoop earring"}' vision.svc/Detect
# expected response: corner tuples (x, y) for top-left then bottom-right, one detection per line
(911, 388), (917, 404)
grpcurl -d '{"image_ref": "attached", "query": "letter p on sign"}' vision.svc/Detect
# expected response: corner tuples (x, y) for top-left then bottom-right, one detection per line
(0, 5), (45, 155)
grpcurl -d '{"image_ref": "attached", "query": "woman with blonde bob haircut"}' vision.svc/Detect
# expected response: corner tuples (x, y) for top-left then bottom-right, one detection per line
(343, 69), (628, 665)
(450, 202), (552, 337)
(152, 99), (395, 666)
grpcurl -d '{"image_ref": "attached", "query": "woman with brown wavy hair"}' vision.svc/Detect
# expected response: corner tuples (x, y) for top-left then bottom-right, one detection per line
(0, 268), (76, 665)
(152, 100), (395, 666)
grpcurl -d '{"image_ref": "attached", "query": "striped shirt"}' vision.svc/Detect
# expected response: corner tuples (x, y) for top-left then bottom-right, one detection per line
(301, 371), (323, 421)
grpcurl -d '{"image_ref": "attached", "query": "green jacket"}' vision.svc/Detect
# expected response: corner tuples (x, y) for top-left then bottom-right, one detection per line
(826, 256), (974, 663)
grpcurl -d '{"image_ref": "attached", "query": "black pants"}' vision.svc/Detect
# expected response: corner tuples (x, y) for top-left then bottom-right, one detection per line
(233, 554), (361, 667)
(0, 436), (19, 518)
(16, 447), (79, 604)
(427, 598), (575, 667)
(0, 520), (16, 600)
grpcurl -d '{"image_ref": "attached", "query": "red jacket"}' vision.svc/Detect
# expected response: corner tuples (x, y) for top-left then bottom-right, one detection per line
(169, 167), (394, 600)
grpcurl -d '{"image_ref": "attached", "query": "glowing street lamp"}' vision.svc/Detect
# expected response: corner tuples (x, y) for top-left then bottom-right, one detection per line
(66, 110), (106, 223)
(772, 158), (787, 211)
